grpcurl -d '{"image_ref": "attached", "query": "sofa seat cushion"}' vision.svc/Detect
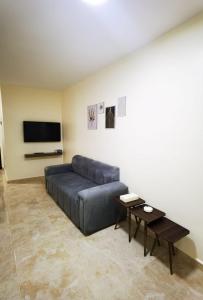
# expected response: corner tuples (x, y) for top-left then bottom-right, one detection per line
(46, 171), (97, 227)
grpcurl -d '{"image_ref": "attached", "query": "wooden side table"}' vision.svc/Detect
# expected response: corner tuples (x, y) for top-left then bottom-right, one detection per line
(148, 217), (190, 274)
(132, 205), (165, 256)
(114, 197), (145, 242)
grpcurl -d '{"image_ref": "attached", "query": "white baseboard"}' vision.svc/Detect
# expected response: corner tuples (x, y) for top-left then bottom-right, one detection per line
(196, 258), (203, 266)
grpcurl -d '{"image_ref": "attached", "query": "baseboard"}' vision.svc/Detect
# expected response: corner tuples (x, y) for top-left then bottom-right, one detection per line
(7, 176), (44, 184)
(168, 247), (203, 272)
(137, 222), (203, 272)
(195, 258), (203, 271)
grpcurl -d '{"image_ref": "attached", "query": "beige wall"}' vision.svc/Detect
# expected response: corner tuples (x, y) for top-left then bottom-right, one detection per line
(1, 85), (63, 181)
(62, 13), (203, 263)
(0, 88), (5, 168)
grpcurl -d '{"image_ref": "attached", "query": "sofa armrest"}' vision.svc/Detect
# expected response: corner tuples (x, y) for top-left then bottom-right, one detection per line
(78, 181), (128, 202)
(78, 181), (128, 235)
(44, 163), (73, 177)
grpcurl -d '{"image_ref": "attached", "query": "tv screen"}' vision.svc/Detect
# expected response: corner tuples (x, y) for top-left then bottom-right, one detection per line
(23, 121), (61, 142)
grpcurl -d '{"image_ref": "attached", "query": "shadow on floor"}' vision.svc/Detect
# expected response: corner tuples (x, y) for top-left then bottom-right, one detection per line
(116, 218), (201, 278)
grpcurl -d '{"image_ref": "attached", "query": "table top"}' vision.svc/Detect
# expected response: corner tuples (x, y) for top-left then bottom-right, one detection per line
(115, 197), (145, 208)
(148, 217), (189, 243)
(132, 204), (165, 223)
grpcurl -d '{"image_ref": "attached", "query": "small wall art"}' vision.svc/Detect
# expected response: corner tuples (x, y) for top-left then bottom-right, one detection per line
(97, 102), (104, 114)
(87, 104), (97, 130)
(117, 96), (126, 117)
(105, 106), (115, 129)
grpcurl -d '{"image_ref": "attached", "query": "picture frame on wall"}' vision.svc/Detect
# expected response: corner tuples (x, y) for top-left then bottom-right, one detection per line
(117, 96), (126, 117)
(105, 106), (115, 129)
(97, 102), (104, 114)
(87, 104), (97, 130)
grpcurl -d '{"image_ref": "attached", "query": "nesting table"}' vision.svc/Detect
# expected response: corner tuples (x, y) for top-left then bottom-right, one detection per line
(132, 205), (165, 256)
(148, 217), (190, 274)
(114, 197), (145, 242)
(114, 197), (189, 274)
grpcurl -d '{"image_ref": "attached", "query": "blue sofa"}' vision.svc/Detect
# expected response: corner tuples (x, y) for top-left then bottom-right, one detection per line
(45, 155), (128, 235)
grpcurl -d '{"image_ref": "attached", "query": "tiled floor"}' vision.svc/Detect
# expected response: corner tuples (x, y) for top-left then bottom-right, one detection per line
(0, 172), (203, 300)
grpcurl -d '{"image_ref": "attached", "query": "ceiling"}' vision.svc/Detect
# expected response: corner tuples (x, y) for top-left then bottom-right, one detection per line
(0, 0), (203, 90)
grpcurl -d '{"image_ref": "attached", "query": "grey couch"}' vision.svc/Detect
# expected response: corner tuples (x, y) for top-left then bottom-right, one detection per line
(45, 155), (128, 235)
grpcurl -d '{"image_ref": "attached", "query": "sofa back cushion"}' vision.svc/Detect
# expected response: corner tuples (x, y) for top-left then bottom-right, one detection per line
(72, 155), (119, 185)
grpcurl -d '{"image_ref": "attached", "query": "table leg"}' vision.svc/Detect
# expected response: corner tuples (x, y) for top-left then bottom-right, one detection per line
(114, 203), (121, 229)
(168, 242), (173, 275)
(114, 220), (120, 230)
(156, 234), (161, 246)
(144, 221), (148, 256)
(134, 218), (141, 238)
(172, 243), (175, 256)
(150, 237), (157, 256)
(128, 208), (131, 242)
(114, 210), (121, 229)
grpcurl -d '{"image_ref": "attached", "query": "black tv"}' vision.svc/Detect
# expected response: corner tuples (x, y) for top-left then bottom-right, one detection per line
(23, 121), (61, 142)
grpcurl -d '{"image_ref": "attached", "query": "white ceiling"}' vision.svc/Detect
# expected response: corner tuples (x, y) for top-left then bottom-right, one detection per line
(0, 0), (203, 89)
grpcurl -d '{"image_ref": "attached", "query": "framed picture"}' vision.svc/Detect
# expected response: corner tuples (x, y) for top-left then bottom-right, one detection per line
(97, 102), (104, 114)
(117, 96), (126, 117)
(105, 106), (115, 128)
(87, 104), (97, 130)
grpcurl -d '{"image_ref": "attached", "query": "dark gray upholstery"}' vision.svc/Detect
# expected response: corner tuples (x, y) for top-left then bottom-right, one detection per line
(45, 163), (73, 176)
(47, 172), (97, 227)
(72, 155), (120, 185)
(45, 155), (128, 235)
(78, 181), (128, 234)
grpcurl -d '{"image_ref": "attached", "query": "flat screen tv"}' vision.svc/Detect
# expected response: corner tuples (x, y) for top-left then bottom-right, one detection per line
(23, 121), (61, 142)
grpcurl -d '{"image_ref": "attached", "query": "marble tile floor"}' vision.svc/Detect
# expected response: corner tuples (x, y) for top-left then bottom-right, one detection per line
(0, 173), (203, 300)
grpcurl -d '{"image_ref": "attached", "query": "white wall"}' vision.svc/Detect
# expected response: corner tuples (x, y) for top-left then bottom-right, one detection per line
(62, 13), (203, 263)
(1, 85), (63, 181)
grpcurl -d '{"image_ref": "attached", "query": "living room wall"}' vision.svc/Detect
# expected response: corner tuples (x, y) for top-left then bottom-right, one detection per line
(1, 85), (63, 181)
(62, 13), (203, 263)
(0, 88), (5, 169)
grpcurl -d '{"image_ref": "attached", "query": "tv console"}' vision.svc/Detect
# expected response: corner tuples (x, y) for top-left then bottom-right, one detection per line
(24, 151), (63, 158)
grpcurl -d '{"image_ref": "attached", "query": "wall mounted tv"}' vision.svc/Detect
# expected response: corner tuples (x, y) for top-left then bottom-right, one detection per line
(23, 121), (61, 142)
